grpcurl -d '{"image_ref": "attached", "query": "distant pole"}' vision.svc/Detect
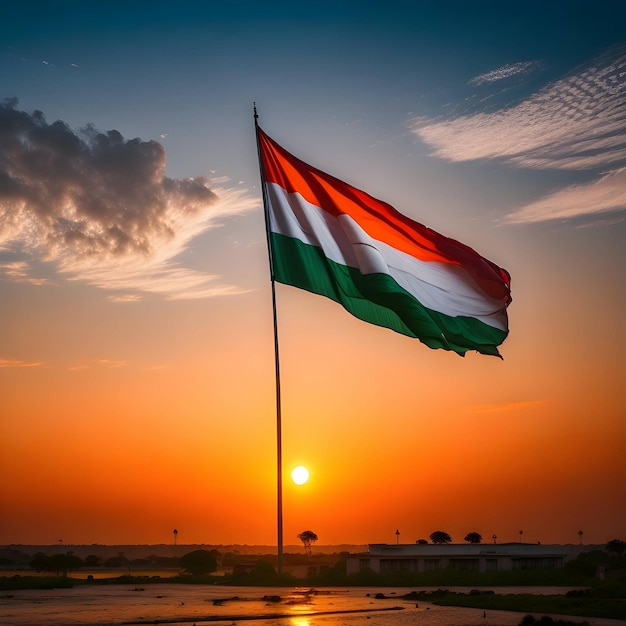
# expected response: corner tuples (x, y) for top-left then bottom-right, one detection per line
(173, 528), (179, 573)
(492, 534), (497, 544)
(395, 529), (400, 545)
(254, 103), (284, 575)
(578, 530), (583, 545)
(519, 530), (523, 543)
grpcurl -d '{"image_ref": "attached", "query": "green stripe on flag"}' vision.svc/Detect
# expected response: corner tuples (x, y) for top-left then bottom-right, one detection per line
(270, 233), (507, 357)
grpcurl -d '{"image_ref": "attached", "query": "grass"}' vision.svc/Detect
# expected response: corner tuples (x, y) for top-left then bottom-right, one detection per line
(2, 567), (626, 622)
(340, 567), (600, 588)
(397, 587), (626, 621)
(0, 575), (78, 589)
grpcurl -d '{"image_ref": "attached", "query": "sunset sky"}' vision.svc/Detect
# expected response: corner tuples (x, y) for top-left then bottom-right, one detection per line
(1, 1), (625, 549)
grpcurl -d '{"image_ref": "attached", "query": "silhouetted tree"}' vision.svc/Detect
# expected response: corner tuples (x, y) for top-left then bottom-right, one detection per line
(297, 530), (319, 555)
(416, 539), (428, 544)
(606, 539), (626, 555)
(464, 532), (483, 544)
(430, 531), (452, 544)
(84, 554), (101, 567)
(149, 554), (179, 567)
(104, 554), (129, 568)
(251, 559), (276, 580)
(50, 553), (84, 577)
(564, 554), (599, 578)
(29, 552), (83, 576)
(30, 552), (51, 572)
(179, 549), (218, 577)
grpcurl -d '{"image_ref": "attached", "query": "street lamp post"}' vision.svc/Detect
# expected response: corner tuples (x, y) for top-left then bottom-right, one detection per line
(173, 529), (179, 573)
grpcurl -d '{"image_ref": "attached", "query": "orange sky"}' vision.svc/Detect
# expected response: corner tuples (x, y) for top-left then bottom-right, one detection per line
(1, 2), (625, 549)
(2, 222), (624, 546)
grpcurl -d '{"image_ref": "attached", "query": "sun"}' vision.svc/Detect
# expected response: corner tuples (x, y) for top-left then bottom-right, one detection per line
(291, 465), (309, 485)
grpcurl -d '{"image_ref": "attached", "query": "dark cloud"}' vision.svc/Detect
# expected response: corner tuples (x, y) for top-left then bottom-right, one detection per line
(0, 100), (257, 298)
(0, 98), (215, 257)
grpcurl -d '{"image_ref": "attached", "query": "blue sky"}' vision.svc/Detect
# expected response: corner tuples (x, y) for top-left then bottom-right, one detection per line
(1, 1), (625, 545)
(3, 0), (625, 296)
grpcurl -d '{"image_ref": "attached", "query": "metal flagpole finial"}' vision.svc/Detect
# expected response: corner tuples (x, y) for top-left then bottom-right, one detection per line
(253, 102), (258, 122)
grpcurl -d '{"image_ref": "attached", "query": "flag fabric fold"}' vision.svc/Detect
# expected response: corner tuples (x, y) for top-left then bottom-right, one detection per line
(257, 127), (512, 357)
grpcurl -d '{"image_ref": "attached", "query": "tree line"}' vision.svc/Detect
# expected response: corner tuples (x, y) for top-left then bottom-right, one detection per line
(414, 531), (484, 544)
(28, 552), (181, 576)
(417, 534), (626, 547)
(23, 538), (626, 579)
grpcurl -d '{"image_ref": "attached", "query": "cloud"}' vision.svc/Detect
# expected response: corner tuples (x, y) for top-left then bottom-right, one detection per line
(0, 99), (259, 298)
(469, 61), (540, 86)
(411, 46), (626, 222)
(67, 359), (126, 371)
(0, 261), (50, 285)
(98, 359), (126, 368)
(0, 358), (44, 368)
(506, 167), (626, 223)
(106, 294), (143, 303)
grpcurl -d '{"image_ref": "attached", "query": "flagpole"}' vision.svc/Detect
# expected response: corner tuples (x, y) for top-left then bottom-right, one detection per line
(254, 103), (284, 576)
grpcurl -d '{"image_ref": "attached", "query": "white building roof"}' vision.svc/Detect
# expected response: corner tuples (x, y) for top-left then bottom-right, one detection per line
(363, 543), (589, 558)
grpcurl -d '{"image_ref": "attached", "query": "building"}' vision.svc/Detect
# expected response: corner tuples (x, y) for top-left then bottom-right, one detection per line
(346, 543), (592, 575)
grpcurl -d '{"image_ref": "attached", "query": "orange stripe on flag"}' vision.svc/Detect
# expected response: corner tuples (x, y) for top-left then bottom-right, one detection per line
(258, 129), (511, 304)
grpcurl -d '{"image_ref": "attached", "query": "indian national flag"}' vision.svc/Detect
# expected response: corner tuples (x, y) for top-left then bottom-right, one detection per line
(257, 127), (512, 357)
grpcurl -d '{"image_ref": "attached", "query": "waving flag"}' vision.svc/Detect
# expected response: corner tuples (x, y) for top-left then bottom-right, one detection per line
(257, 127), (512, 357)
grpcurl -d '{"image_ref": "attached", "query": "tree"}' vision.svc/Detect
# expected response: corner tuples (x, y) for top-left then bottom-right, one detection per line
(415, 539), (428, 544)
(49, 553), (84, 577)
(464, 532), (483, 544)
(251, 559), (276, 580)
(430, 531), (452, 544)
(179, 549), (218, 577)
(29, 552), (83, 576)
(297, 530), (319, 555)
(104, 554), (129, 568)
(606, 539), (626, 555)
(30, 552), (51, 572)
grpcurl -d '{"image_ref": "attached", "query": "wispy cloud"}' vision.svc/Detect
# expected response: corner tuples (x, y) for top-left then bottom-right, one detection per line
(469, 61), (540, 86)
(0, 99), (259, 298)
(0, 261), (50, 285)
(506, 166), (626, 223)
(411, 46), (626, 222)
(98, 359), (126, 368)
(106, 294), (143, 303)
(0, 358), (45, 368)
(68, 359), (127, 371)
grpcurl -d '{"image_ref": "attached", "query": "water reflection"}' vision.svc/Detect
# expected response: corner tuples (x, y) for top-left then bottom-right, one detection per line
(1, 584), (624, 626)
